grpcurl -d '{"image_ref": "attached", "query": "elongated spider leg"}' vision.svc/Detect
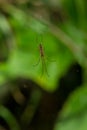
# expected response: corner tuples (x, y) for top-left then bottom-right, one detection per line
(33, 57), (40, 67)
(41, 57), (49, 77)
(46, 56), (56, 62)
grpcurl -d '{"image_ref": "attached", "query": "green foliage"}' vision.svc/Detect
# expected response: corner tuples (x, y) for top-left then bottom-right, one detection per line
(55, 84), (87, 130)
(0, 105), (20, 130)
(0, 5), (75, 91)
(0, 0), (87, 130)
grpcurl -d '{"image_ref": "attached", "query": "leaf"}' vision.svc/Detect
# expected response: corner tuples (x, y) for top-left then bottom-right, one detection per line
(0, 105), (20, 130)
(54, 84), (87, 130)
(0, 4), (78, 92)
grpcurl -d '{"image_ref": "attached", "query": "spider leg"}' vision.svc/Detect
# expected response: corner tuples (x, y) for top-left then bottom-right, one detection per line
(40, 59), (44, 77)
(41, 56), (49, 77)
(46, 56), (56, 62)
(33, 57), (40, 67)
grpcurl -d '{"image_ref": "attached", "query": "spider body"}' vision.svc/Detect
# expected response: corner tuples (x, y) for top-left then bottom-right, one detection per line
(39, 43), (44, 57)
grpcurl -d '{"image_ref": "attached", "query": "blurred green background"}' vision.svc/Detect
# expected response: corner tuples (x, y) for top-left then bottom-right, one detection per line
(0, 0), (87, 130)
